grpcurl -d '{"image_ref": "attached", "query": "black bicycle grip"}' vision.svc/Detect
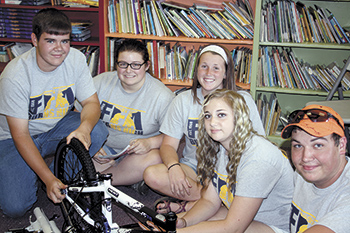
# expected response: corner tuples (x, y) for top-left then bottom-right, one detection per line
(166, 211), (177, 233)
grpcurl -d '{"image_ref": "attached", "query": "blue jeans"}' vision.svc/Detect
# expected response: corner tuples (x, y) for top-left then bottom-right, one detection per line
(0, 111), (108, 218)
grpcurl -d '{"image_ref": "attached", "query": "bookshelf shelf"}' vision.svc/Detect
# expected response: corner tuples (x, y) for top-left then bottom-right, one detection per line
(0, 4), (99, 11)
(259, 42), (350, 50)
(256, 86), (350, 97)
(250, 0), (350, 141)
(104, 32), (254, 45)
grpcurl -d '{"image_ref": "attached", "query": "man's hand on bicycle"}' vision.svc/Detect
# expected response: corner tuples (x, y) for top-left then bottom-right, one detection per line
(66, 128), (92, 151)
(46, 177), (67, 204)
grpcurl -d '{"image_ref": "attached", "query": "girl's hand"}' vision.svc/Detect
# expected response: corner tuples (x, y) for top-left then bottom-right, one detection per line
(168, 164), (192, 198)
(128, 138), (151, 155)
(93, 148), (112, 164)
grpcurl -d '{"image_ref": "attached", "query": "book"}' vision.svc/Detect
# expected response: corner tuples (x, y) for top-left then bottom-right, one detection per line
(98, 145), (130, 160)
(196, 9), (224, 39)
(127, 0), (135, 33)
(135, 0), (143, 34)
(164, 8), (191, 37)
(152, 40), (159, 78)
(193, 3), (222, 11)
(20, 0), (50, 5)
(142, 0), (151, 35)
(223, 1), (251, 26)
(180, 9), (204, 38)
(188, 13), (210, 38)
(130, 0), (138, 34)
(152, 1), (167, 36)
(61, 0), (98, 6)
(150, 0), (164, 36)
(325, 9), (350, 43)
(88, 47), (100, 77)
(119, 0), (126, 33)
(71, 29), (91, 38)
(189, 7), (215, 38)
(156, 0), (177, 36)
(210, 12), (234, 39)
(10, 42), (32, 57)
(161, 1), (189, 11)
(71, 33), (91, 42)
(107, 0), (116, 33)
(146, 3), (156, 35)
(169, 9), (199, 38)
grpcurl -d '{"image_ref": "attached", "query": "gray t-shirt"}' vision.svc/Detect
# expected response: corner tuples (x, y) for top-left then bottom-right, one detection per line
(160, 88), (265, 168)
(212, 136), (293, 232)
(290, 159), (350, 233)
(76, 71), (174, 153)
(0, 47), (96, 140)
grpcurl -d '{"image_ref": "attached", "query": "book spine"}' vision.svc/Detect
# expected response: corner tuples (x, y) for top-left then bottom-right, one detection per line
(147, 3), (156, 35)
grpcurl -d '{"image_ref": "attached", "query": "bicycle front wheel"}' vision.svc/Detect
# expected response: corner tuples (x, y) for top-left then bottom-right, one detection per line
(54, 137), (105, 233)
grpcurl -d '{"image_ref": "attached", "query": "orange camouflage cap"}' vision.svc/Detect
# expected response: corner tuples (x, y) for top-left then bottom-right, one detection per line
(281, 104), (345, 139)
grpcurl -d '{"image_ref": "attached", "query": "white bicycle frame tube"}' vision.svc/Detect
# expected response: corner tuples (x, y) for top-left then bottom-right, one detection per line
(65, 178), (166, 233)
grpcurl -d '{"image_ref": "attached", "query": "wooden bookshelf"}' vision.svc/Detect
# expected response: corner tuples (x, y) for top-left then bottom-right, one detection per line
(100, 0), (256, 89)
(250, 0), (350, 141)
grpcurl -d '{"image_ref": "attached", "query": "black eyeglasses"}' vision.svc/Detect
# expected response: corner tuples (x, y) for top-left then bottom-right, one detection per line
(288, 108), (344, 131)
(116, 61), (146, 70)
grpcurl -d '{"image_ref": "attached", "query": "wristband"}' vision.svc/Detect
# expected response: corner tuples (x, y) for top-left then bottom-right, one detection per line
(168, 163), (180, 170)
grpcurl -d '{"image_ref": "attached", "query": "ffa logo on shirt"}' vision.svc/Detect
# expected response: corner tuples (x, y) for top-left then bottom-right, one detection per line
(100, 100), (144, 135)
(187, 118), (198, 146)
(212, 172), (235, 208)
(28, 86), (74, 120)
(290, 201), (318, 233)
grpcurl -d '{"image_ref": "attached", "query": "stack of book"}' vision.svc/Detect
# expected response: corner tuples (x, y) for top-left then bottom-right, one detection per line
(0, 9), (6, 38)
(10, 42), (33, 57)
(257, 46), (350, 92)
(107, 0), (254, 39)
(0, 42), (33, 61)
(76, 46), (100, 76)
(71, 21), (92, 42)
(256, 93), (282, 136)
(108, 38), (253, 83)
(61, 0), (99, 7)
(3, 8), (38, 40)
(233, 47), (252, 84)
(260, 0), (350, 44)
(0, 42), (15, 62)
(20, 0), (51, 5)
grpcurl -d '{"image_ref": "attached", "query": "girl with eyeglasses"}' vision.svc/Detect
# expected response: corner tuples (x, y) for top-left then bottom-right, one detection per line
(144, 44), (266, 214)
(75, 39), (174, 187)
(175, 89), (293, 233)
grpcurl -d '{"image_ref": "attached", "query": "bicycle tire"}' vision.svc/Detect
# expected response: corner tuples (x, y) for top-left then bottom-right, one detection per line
(54, 137), (106, 233)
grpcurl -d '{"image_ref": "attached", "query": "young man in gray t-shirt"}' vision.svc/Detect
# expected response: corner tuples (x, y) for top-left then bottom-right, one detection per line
(282, 104), (350, 233)
(0, 8), (107, 218)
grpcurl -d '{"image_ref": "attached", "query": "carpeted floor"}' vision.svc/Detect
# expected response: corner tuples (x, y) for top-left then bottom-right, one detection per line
(0, 183), (163, 233)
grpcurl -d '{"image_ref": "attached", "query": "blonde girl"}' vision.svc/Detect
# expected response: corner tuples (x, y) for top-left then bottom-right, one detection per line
(176, 89), (293, 233)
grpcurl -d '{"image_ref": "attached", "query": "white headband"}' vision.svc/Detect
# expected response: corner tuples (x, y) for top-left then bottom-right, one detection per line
(199, 45), (228, 64)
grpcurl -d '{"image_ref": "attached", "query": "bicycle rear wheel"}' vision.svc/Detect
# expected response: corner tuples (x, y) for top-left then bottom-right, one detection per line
(54, 137), (106, 233)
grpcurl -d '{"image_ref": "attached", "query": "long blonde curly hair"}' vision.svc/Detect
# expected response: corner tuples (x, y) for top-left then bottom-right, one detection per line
(197, 89), (257, 190)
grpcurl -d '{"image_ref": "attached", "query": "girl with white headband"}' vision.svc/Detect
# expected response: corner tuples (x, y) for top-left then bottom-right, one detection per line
(144, 44), (265, 214)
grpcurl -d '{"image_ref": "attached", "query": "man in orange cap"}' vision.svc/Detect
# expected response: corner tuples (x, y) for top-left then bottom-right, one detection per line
(281, 104), (349, 233)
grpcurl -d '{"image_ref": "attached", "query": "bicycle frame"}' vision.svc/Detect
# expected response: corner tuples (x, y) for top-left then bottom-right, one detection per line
(63, 173), (176, 233)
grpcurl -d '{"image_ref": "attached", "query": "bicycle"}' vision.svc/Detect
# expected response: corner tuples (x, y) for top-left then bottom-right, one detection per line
(54, 137), (177, 233)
